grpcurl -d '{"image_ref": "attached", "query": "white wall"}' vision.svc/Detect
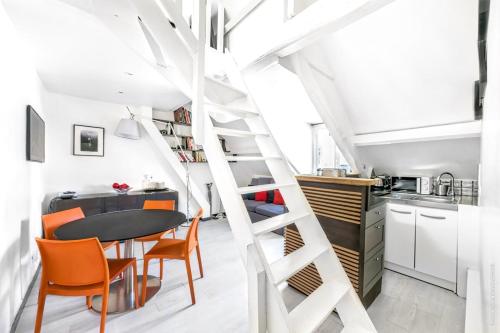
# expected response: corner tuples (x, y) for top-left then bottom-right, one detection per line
(356, 138), (480, 179)
(303, 0), (478, 134)
(477, 1), (500, 331)
(0, 3), (46, 331)
(43, 93), (220, 217)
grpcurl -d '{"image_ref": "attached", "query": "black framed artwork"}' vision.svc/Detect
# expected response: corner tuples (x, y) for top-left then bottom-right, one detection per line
(26, 105), (45, 163)
(73, 124), (105, 157)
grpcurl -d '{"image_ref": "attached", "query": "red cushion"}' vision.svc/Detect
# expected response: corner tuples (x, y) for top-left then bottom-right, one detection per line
(255, 191), (267, 202)
(273, 190), (284, 205)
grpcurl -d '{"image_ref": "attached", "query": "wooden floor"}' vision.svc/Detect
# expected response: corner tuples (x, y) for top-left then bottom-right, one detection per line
(15, 219), (465, 332)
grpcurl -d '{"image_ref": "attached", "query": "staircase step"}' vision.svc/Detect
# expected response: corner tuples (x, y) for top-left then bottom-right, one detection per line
(289, 281), (350, 333)
(205, 76), (247, 103)
(252, 211), (310, 236)
(214, 127), (269, 137)
(270, 244), (328, 285)
(341, 324), (373, 333)
(225, 155), (281, 162)
(237, 183), (295, 195)
(206, 102), (259, 118)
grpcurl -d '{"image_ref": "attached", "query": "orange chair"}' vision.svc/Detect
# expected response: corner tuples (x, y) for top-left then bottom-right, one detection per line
(34, 237), (139, 333)
(42, 207), (121, 259)
(141, 208), (204, 306)
(136, 200), (176, 278)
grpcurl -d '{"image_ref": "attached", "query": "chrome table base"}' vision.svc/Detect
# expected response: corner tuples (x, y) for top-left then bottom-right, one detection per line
(91, 239), (161, 313)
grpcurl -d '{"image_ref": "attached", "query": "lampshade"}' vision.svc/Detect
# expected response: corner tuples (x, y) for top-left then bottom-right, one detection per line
(115, 118), (141, 140)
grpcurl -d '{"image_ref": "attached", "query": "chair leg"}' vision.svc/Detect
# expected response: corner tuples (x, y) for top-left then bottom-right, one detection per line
(115, 242), (121, 259)
(141, 258), (150, 306)
(132, 262), (139, 308)
(172, 229), (176, 239)
(185, 256), (195, 305)
(160, 259), (164, 281)
(34, 288), (47, 333)
(86, 295), (93, 309)
(100, 286), (109, 333)
(141, 242), (145, 258)
(196, 245), (204, 278)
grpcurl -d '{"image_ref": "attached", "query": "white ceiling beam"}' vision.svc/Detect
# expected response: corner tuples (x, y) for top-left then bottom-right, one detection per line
(241, 0), (396, 68)
(352, 121), (482, 146)
(289, 53), (361, 174)
(225, 0), (266, 33)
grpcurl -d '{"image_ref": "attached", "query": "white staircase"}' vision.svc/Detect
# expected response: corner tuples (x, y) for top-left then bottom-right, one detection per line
(106, 1), (377, 331)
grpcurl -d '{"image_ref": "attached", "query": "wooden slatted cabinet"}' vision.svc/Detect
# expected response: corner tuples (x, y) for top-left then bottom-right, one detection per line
(285, 176), (384, 307)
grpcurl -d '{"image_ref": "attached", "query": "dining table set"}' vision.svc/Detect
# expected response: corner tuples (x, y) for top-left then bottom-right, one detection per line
(53, 208), (186, 312)
(34, 200), (204, 333)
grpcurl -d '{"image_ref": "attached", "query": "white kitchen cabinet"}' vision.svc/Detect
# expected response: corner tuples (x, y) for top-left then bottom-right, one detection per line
(385, 203), (416, 269)
(415, 207), (458, 282)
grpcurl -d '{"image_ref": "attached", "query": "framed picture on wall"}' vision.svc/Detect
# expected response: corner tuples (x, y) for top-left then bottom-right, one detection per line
(26, 105), (45, 162)
(73, 124), (105, 157)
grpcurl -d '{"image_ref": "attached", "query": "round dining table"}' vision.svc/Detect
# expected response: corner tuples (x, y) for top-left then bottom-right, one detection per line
(54, 209), (186, 314)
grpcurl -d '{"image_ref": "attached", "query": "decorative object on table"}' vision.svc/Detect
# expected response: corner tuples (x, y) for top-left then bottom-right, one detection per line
(115, 106), (141, 140)
(58, 191), (77, 199)
(112, 182), (132, 194)
(26, 105), (45, 163)
(142, 174), (167, 191)
(73, 124), (105, 156)
(318, 168), (346, 177)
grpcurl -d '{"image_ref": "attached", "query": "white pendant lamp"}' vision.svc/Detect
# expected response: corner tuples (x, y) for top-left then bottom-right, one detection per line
(115, 107), (141, 140)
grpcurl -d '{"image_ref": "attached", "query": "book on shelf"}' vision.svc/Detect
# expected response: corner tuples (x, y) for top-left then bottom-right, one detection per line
(173, 107), (192, 125)
(193, 150), (207, 162)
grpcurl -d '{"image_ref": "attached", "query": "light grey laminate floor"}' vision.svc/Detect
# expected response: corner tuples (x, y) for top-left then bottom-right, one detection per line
(16, 219), (465, 333)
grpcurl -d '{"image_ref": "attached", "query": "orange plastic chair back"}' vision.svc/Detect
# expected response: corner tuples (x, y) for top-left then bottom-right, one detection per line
(36, 237), (108, 286)
(143, 200), (175, 211)
(42, 207), (85, 240)
(185, 209), (203, 252)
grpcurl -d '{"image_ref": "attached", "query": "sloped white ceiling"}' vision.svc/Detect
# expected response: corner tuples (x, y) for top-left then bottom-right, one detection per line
(3, 0), (188, 109)
(302, 0), (479, 135)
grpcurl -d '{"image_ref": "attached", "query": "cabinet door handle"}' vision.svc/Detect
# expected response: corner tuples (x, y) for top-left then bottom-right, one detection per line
(390, 209), (412, 214)
(375, 211), (381, 215)
(376, 225), (382, 229)
(420, 213), (446, 220)
(376, 257), (381, 261)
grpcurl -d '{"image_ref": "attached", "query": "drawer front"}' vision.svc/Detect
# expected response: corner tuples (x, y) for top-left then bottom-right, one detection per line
(54, 198), (103, 216)
(365, 219), (385, 259)
(366, 204), (386, 228)
(364, 248), (384, 291)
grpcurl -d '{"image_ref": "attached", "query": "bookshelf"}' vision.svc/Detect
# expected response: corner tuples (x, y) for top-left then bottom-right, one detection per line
(153, 107), (231, 163)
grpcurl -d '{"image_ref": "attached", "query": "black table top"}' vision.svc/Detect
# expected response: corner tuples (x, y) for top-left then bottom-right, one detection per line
(54, 209), (186, 242)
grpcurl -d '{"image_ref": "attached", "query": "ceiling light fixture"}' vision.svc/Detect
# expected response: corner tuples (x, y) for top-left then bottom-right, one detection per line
(115, 106), (141, 140)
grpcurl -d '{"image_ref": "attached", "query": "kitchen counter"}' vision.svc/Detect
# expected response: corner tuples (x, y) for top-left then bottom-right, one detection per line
(296, 175), (377, 186)
(378, 192), (478, 211)
(292, 175), (383, 307)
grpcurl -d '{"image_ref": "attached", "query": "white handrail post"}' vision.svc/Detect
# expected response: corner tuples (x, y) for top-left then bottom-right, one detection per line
(192, 0), (207, 144)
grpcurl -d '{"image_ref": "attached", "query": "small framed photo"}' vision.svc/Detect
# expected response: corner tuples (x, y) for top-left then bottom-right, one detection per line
(73, 124), (105, 157)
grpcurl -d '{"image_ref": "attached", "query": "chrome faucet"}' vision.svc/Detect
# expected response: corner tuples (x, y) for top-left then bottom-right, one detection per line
(437, 172), (455, 196)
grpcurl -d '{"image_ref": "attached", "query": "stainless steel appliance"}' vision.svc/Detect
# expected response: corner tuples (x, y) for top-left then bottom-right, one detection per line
(417, 177), (434, 195)
(436, 172), (455, 196)
(391, 177), (418, 192)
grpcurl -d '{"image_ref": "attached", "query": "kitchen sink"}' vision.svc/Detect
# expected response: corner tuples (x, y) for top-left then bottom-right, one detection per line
(381, 192), (460, 210)
(417, 196), (457, 203)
